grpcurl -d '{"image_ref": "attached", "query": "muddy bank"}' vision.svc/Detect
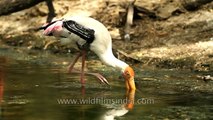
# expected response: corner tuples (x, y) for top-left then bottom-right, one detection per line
(0, 0), (212, 71)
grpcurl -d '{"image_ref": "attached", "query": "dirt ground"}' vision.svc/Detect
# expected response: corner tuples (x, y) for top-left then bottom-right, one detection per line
(0, 0), (212, 71)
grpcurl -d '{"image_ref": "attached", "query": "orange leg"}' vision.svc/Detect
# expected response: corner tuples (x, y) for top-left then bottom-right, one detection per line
(80, 50), (86, 85)
(68, 52), (82, 73)
(68, 51), (109, 85)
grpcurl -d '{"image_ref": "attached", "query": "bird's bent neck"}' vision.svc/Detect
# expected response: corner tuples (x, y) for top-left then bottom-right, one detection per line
(98, 48), (129, 72)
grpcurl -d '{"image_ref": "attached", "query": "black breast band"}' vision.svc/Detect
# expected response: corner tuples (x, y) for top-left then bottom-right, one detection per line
(63, 20), (95, 44)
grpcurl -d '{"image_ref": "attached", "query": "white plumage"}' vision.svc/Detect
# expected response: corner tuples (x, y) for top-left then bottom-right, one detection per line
(40, 15), (136, 90)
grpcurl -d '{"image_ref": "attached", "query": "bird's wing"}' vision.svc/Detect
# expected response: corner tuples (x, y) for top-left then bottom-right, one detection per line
(62, 20), (95, 44)
(39, 20), (59, 31)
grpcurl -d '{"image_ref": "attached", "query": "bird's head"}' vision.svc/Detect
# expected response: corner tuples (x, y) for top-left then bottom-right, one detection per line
(123, 66), (136, 90)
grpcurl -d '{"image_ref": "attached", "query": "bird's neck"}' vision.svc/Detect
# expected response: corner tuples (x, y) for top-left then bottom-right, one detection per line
(99, 48), (129, 72)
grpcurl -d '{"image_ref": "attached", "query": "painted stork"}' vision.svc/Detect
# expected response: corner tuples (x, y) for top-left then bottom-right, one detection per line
(39, 16), (136, 90)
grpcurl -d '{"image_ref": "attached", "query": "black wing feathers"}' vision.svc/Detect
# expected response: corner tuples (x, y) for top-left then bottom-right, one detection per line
(63, 20), (95, 44)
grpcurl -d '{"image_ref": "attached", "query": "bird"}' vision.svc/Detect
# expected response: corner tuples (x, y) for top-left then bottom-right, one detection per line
(39, 16), (136, 90)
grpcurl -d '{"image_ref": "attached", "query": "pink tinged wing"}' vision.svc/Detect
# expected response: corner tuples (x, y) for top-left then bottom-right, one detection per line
(43, 21), (63, 36)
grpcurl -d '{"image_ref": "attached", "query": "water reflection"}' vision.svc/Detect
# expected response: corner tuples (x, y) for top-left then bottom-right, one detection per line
(0, 57), (212, 120)
(0, 65), (4, 103)
(0, 57), (6, 119)
(102, 89), (135, 120)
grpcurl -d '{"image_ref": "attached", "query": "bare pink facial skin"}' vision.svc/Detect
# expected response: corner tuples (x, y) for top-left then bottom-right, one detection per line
(43, 21), (63, 37)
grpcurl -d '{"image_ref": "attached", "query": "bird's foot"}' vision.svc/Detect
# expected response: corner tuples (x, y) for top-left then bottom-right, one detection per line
(69, 69), (109, 85)
(86, 72), (109, 85)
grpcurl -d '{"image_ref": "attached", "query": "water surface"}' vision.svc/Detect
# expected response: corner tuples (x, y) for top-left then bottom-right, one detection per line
(0, 57), (212, 120)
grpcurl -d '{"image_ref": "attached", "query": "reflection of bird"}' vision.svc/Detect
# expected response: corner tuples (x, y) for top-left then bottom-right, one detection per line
(103, 106), (129, 120)
(101, 89), (135, 120)
(40, 16), (136, 90)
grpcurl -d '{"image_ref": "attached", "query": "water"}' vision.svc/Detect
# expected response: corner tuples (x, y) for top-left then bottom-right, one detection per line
(0, 57), (213, 120)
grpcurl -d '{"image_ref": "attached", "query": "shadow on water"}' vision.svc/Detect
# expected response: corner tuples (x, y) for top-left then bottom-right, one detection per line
(0, 56), (212, 120)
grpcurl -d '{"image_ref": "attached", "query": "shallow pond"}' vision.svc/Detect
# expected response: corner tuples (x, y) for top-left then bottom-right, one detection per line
(0, 53), (212, 120)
